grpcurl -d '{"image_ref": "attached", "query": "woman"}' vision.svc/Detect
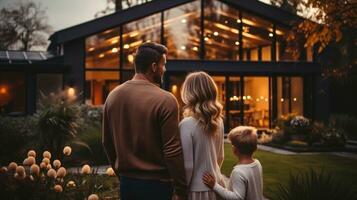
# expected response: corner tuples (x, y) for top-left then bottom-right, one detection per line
(179, 71), (225, 200)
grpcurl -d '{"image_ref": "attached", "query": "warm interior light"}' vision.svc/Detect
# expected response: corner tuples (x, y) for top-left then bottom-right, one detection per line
(192, 46), (199, 51)
(237, 19), (241, 23)
(269, 32), (274, 37)
(171, 85), (177, 94)
(181, 46), (186, 50)
(129, 31), (139, 37)
(0, 86), (7, 94)
(99, 54), (105, 58)
(213, 31), (219, 36)
(88, 47), (95, 52)
(128, 54), (134, 63)
(181, 19), (187, 23)
(111, 48), (118, 53)
(281, 98), (284, 102)
(293, 98), (297, 102)
(111, 38), (119, 44)
(235, 41), (240, 46)
(204, 37), (209, 41)
(123, 44), (130, 49)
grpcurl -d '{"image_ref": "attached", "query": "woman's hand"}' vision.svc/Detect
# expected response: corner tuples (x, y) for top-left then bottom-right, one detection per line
(202, 172), (216, 189)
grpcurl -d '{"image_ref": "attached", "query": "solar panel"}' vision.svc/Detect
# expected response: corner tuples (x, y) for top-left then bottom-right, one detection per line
(26, 52), (43, 60)
(8, 51), (25, 60)
(0, 51), (8, 59)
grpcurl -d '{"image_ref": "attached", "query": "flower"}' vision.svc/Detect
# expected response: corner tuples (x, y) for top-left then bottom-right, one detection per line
(40, 162), (47, 169)
(14, 173), (26, 180)
(30, 164), (40, 176)
(0, 167), (7, 173)
(16, 166), (25, 176)
(8, 162), (17, 171)
(27, 150), (36, 158)
(23, 158), (29, 166)
(81, 164), (91, 175)
(47, 169), (57, 178)
(106, 167), (115, 176)
(57, 167), (66, 178)
(43, 151), (51, 159)
(53, 160), (61, 169)
(54, 185), (63, 193)
(29, 175), (35, 181)
(63, 146), (72, 156)
(47, 164), (52, 170)
(66, 180), (76, 187)
(42, 158), (50, 165)
(27, 156), (36, 166)
(88, 194), (99, 200)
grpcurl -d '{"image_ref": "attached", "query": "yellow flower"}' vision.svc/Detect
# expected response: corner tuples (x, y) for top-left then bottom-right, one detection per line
(53, 160), (61, 169)
(46, 164), (52, 170)
(27, 156), (36, 166)
(47, 169), (57, 178)
(57, 167), (66, 178)
(16, 166), (25, 176)
(8, 162), (17, 171)
(27, 150), (36, 158)
(30, 164), (40, 176)
(40, 162), (47, 169)
(88, 194), (99, 200)
(43, 151), (51, 159)
(54, 185), (63, 193)
(0, 167), (7, 173)
(63, 146), (72, 156)
(81, 164), (91, 175)
(42, 158), (50, 165)
(106, 167), (115, 176)
(66, 180), (76, 187)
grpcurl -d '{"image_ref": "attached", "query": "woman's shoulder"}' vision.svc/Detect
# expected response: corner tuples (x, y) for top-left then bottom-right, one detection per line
(179, 116), (197, 127)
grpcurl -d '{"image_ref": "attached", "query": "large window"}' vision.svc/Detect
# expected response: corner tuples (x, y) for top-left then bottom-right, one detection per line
(242, 12), (273, 61)
(164, 1), (201, 59)
(0, 72), (26, 114)
(277, 77), (304, 118)
(85, 71), (119, 105)
(204, 0), (240, 60)
(123, 13), (161, 69)
(85, 28), (120, 69)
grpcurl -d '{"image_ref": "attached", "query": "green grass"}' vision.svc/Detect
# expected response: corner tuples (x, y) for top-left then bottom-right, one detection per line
(221, 143), (357, 199)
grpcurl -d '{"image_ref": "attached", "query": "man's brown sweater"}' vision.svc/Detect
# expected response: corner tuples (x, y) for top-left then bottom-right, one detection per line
(102, 79), (187, 196)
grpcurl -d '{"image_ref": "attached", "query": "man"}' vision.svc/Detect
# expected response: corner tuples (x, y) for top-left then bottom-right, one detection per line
(102, 42), (187, 200)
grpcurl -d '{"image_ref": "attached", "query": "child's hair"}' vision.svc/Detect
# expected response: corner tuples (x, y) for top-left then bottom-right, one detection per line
(228, 126), (258, 155)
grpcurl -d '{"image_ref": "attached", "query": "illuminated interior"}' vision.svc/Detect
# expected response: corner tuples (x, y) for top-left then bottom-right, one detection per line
(0, 72), (26, 114)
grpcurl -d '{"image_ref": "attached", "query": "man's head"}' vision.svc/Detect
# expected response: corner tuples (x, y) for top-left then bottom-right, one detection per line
(228, 126), (258, 157)
(134, 42), (168, 84)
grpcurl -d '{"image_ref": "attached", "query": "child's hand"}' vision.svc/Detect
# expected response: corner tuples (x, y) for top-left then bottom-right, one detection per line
(202, 172), (216, 189)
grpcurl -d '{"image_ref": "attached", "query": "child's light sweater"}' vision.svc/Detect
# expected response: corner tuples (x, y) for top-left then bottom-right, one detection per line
(213, 159), (263, 200)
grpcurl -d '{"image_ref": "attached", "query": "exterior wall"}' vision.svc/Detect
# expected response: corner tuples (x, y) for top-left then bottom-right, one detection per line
(63, 38), (85, 103)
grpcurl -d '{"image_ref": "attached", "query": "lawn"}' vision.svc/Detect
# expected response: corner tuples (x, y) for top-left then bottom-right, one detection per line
(221, 143), (357, 199)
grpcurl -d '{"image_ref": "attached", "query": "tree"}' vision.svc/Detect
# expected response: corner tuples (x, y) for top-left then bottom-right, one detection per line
(0, 1), (52, 51)
(272, 0), (357, 78)
(95, 0), (151, 18)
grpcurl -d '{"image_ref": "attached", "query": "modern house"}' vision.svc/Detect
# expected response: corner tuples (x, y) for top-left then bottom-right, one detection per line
(0, 0), (329, 130)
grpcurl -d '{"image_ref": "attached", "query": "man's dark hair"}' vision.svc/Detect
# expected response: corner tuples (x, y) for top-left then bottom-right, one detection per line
(134, 42), (168, 73)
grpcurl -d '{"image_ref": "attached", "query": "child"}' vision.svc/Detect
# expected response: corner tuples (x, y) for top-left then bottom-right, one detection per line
(203, 126), (263, 200)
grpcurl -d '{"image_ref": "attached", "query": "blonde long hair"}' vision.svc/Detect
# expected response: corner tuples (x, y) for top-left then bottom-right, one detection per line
(181, 71), (223, 135)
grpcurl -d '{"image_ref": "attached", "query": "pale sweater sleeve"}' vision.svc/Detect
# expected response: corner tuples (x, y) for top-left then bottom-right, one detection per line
(212, 169), (246, 200)
(179, 120), (194, 185)
(217, 122), (225, 167)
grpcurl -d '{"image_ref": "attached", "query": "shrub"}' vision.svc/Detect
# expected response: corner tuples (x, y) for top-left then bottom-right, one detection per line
(330, 114), (357, 140)
(289, 115), (311, 135)
(320, 127), (346, 147)
(0, 116), (37, 164)
(286, 140), (308, 148)
(275, 169), (357, 200)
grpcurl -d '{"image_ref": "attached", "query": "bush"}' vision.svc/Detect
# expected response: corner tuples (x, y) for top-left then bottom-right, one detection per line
(320, 127), (346, 147)
(330, 114), (357, 140)
(275, 169), (357, 200)
(0, 116), (37, 164)
(285, 140), (308, 148)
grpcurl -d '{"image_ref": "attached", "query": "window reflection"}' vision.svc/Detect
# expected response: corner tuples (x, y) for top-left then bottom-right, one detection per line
(37, 74), (63, 108)
(277, 77), (303, 118)
(85, 71), (119, 105)
(85, 28), (120, 69)
(242, 12), (272, 61)
(205, 0), (239, 60)
(0, 72), (26, 114)
(123, 13), (161, 69)
(164, 1), (200, 59)
(228, 76), (242, 128)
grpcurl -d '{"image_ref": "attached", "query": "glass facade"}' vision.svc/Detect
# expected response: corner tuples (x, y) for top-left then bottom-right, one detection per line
(37, 73), (63, 107)
(81, 0), (312, 127)
(204, 0), (240, 60)
(0, 72), (26, 114)
(164, 1), (201, 59)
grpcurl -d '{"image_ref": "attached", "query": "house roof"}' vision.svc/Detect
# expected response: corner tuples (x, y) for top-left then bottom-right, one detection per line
(49, 0), (302, 45)
(0, 50), (55, 64)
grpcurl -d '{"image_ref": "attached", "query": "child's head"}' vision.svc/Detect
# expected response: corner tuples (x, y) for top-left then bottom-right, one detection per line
(228, 126), (258, 156)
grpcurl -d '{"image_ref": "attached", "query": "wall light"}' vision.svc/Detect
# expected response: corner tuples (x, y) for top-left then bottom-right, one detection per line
(67, 87), (76, 98)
